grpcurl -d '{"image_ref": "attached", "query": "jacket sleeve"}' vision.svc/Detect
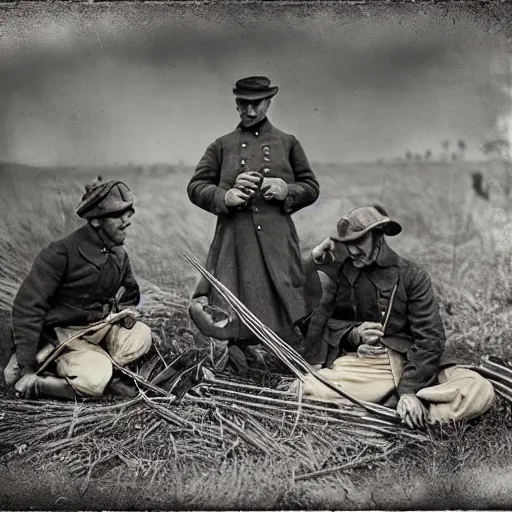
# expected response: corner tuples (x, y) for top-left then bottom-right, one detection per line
(397, 267), (446, 396)
(283, 138), (320, 214)
(119, 257), (140, 308)
(11, 243), (68, 373)
(302, 252), (341, 366)
(187, 140), (230, 215)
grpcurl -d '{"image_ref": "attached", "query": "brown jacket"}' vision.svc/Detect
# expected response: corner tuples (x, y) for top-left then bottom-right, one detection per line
(303, 241), (447, 395)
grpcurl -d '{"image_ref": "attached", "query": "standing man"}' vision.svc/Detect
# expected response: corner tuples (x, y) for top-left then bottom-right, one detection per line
(187, 76), (320, 367)
(3, 177), (152, 399)
(298, 206), (495, 427)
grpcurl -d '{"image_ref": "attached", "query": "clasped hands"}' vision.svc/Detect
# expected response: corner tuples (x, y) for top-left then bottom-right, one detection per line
(350, 321), (387, 358)
(225, 171), (288, 207)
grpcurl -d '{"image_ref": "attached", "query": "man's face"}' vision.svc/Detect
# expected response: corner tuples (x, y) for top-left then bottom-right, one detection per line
(93, 208), (134, 246)
(345, 232), (377, 268)
(236, 98), (271, 127)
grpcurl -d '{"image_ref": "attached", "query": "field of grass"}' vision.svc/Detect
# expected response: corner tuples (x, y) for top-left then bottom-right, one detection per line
(2, 158), (512, 509)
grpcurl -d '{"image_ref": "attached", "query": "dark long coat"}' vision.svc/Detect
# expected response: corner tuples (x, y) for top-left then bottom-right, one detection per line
(187, 118), (319, 339)
(303, 240), (447, 395)
(10, 224), (140, 374)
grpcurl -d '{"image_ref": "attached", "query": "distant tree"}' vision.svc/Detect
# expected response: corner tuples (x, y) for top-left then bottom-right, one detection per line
(425, 149), (432, 161)
(480, 138), (510, 159)
(441, 140), (450, 161)
(457, 139), (467, 160)
(415, 154), (422, 162)
(405, 150), (413, 161)
(451, 152), (458, 161)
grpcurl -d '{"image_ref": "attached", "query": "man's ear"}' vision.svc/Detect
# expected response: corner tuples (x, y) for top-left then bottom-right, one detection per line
(90, 219), (100, 229)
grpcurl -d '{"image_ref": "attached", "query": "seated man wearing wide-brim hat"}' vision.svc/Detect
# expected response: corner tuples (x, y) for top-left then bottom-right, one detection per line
(2, 177), (152, 400)
(296, 205), (495, 428)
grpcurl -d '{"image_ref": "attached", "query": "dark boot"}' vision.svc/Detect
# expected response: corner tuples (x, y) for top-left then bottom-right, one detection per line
(245, 344), (268, 369)
(31, 375), (76, 400)
(106, 377), (137, 397)
(227, 345), (248, 376)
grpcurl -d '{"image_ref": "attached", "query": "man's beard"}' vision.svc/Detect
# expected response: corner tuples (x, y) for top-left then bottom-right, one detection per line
(350, 236), (382, 268)
(352, 254), (374, 268)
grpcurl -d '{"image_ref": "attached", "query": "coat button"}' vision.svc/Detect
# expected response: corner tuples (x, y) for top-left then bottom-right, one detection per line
(241, 159), (246, 165)
(242, 143), (247, 148)
(262, 146), (270, 154)
(263, 168), (270, 174)
(263, 156), (270, 162)
(256, 225), (262, 230)
(255, 131), (259, 136)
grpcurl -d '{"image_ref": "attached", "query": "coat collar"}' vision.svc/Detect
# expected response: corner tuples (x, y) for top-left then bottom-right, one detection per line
(236, 117), (271, 134)
(374, 240), (401, 268)
(75, 224), (125, 270)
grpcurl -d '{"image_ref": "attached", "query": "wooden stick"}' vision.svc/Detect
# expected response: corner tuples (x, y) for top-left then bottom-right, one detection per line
(294, 446), (401, 481)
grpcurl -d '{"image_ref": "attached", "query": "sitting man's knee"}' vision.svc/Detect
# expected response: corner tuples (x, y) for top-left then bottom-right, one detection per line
(132, 321), (152, 352)
(58, 351), (113, 397)
(106, 321), (152, 366)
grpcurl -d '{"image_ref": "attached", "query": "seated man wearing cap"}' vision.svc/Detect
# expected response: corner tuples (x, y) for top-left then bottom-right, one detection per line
(3, 178), (152, 400)
(297, 206), (495, 428)
(187, 76), (319, 371)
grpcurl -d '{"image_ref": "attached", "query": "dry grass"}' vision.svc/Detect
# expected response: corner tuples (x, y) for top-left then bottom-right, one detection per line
(2, 159), (512, 509)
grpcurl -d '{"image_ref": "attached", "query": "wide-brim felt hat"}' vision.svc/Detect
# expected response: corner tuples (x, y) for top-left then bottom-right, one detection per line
(76, 177), (135, 219)
(332, 206), (402, 243)
(233, 76), (279, 101)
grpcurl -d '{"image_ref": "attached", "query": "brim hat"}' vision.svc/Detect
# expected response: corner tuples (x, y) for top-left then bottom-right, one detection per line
(76, 176), (135, 219)
(233, 76), (279, 101)
(332, 206), (402, 243)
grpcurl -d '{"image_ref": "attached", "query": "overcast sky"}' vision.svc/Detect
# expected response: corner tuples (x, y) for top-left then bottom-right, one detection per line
(0, 3), (510, 167)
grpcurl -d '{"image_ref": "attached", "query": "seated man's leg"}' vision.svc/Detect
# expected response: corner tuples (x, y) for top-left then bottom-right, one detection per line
(295, 352), (397, 403)
(55, 338), (113, 397)
(4, 352), (20, 387)
(417, 365), (496, 423)
(104, 321), (152, 366)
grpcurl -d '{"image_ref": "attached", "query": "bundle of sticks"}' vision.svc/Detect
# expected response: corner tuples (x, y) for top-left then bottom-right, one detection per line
(182, 253), (400, 423)
(2, 255), (512, 487)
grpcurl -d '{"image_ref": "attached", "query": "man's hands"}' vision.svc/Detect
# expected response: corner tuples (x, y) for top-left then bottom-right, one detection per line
(357, 343), (388, 358)
(234, 171), (262, 195)
(261, 177), (288, 201)
(352, 321), (384, 346)
(312, 238), (335, 262)
(226, 173), (288, 205)
(225, 188), (250, 207)
(353, 322), (387, 358)
(14, 371), (38, 399)
(225, 171), (263, 207)
(397, 394), (429, 429)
